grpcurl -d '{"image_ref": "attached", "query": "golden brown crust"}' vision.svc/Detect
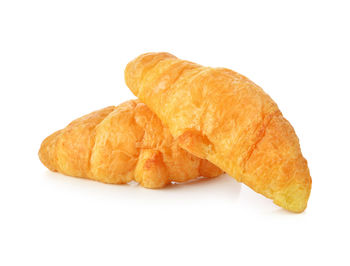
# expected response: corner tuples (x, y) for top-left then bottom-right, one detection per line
(125, 52), (312, 212)
(38, 100), (222, 188)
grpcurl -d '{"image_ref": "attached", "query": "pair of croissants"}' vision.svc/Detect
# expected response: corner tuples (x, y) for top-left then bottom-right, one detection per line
(39, 52), (312, 212)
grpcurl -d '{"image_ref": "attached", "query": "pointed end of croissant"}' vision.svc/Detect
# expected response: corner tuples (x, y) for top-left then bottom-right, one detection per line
(124, 52), (177, 97)
(273, 181), (311, 213)
(38, 130), (61, 172)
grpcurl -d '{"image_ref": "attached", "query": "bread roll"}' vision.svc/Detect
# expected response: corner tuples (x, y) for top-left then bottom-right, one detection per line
(39, 100), (222, 188)
(125, 52), (312, 212)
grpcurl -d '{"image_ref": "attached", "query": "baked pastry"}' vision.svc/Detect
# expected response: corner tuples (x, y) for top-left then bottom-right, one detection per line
(39, 100), (222, 188)
(125, 52), (312, 212)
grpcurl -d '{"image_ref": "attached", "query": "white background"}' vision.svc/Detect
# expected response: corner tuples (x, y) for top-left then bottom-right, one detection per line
(1, 1), (349, 265)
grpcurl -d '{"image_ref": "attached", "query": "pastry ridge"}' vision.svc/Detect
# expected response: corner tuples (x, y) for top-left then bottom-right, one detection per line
(39, 99), (223, 188)
(125, 52), (312, 212)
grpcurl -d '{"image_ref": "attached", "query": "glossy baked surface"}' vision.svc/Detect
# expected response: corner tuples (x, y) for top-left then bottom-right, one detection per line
(125, 52), (312, 212)
(39, 100), (222, 188)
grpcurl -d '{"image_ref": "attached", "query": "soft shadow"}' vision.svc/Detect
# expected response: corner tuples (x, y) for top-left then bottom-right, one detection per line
(271, 208), (307, 216)
(42, 170), (241, 202)
(161, 173), (242, 201)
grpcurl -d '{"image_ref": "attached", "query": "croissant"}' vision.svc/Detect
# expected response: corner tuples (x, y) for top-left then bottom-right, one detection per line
(125, 52), (312, 212)
(39, 100), (222, 188)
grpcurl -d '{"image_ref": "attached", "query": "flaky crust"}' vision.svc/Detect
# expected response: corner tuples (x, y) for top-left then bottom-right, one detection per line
(125, 52), (312, 212)
(39, 100), (222, 188)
